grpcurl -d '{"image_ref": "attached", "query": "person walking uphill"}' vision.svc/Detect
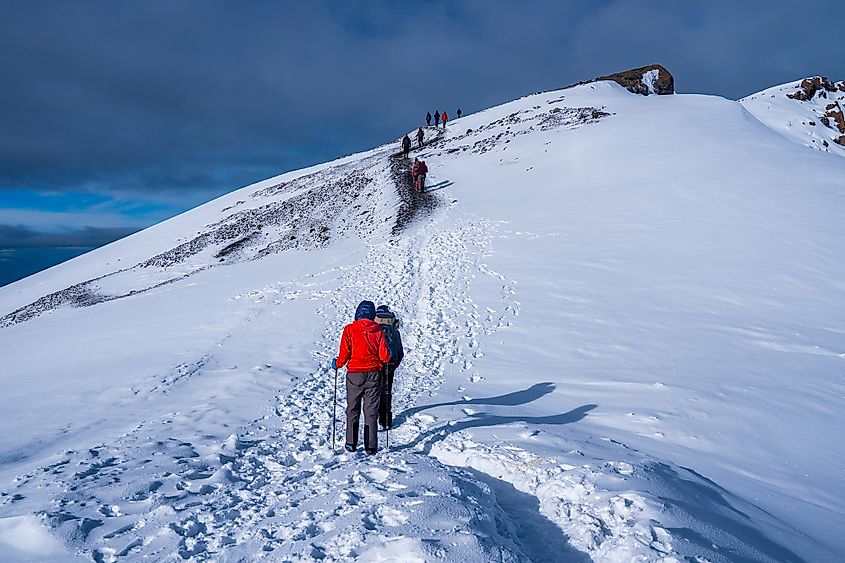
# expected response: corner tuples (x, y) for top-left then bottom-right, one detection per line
(375, 306), (404, 430)
(416, 159), (428, 190)
(402, 134), (411, 158)
(434, 110), (440, 127)
(333, 300), (390, 455)
(441, 111), (448, 128)
(426, 111), (432, 126)
(416, 127), (424, 148)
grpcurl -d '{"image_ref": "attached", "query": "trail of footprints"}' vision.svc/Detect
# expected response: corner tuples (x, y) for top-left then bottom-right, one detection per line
(0, 213), (527, 561)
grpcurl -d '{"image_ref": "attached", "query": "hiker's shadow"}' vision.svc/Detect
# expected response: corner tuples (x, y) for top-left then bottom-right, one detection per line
(393, 382), (596, 454)
(399, 404), (597, 454)
(392, 382), (556, 428)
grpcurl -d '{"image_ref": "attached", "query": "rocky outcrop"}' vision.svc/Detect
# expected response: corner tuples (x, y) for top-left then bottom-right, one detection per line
(786, 76), (845, 101)
(572, 64), (675, 96)
(778, 76), (845, 150)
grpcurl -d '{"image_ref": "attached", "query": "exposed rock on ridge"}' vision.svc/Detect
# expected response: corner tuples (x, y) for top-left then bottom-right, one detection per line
(572, 64), (675, 96)
(787, 76), (845, 146)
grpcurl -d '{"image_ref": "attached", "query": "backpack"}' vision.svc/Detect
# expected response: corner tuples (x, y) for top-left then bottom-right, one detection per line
(380, 324), (404, 366)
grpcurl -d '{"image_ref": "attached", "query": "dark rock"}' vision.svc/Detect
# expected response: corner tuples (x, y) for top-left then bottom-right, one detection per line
(834, 135), (845, 146)
(826, 108), (845, 133)
(570, 64), (674, 96)
(786, 76), (839, 101)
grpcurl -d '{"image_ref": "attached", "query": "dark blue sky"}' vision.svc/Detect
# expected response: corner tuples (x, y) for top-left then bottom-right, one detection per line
(1, 0), (842, 247)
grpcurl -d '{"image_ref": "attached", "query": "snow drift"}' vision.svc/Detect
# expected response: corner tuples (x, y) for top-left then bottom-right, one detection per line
(1, 70), (844, 562)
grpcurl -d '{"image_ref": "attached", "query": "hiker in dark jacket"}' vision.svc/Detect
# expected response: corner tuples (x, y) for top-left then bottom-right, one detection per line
(426, 112), (432, 126)
(374, 305), (404, 429)
(434, 110), (440, 127)
(416, 127), (424, 148)
(416, 159), (428, 191)
(456, 108), (462, 119)
(402, 135), (411, 158)
(333, 300), (390, 454)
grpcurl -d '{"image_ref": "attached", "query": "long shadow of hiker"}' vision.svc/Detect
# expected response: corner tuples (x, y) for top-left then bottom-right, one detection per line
(392, 382), (557, 428)
(398, 404), (597, 454)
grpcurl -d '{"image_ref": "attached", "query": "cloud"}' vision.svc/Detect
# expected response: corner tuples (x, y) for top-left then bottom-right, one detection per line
(0, 0), (842, 213)
(0, 224), (138, 248)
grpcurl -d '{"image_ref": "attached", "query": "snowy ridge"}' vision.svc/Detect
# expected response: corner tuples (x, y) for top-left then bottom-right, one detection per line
(741, 76), (845, 157)
(2, 77), (845, 561)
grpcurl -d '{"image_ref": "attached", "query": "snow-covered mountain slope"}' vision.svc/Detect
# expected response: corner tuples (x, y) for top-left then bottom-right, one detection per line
(741, 76), (845, 157)
(2, 78), (845, 562)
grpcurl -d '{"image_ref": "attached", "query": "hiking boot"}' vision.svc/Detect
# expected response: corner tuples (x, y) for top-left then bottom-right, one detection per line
(345, 444), (356, 453)
(365, 449), (377, 456)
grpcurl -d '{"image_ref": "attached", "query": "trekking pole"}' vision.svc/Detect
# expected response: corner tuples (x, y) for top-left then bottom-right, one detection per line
(332, 367), (338, 450)
(385, 365), (390, 450)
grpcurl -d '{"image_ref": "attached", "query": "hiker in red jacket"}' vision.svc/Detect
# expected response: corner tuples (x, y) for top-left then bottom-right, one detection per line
(333, 300), (390, 454)
(441, 111), (448, 128)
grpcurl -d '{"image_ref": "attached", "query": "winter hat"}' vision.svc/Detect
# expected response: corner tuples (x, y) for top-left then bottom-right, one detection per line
(375, 307), (395, 320)
(355, 300), (376, 320)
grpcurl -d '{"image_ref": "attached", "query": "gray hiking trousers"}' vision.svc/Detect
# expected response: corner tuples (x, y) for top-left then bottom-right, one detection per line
(346, 371), (382, 451)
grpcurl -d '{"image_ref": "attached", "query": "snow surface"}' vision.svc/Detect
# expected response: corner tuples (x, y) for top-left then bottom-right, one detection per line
(1, 79), (845, 562)
(641, 69), (660, 95)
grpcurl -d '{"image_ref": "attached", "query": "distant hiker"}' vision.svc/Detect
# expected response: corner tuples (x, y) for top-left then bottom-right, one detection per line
(426, 112), (432, 126)
(441, 111), (448, 128)
(375, 305), (404, 430)
(402, 134), (411, 158)
(416, 127), (424, 148)
(416, 159), (428, 191)
(456, 108), (462, 119)
(333, 300), (390, 455)
(434, 110), (440, 127)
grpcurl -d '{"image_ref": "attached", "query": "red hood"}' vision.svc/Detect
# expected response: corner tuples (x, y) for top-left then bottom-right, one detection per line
(355, 318), (382, 333)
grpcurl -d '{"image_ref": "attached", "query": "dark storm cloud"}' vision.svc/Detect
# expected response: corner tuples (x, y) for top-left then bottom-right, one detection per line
(0, 0), (842, 202)
(0, 224), (137, 248)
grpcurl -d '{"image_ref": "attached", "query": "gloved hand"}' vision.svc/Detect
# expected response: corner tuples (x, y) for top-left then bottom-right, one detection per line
(332, 358), (338, 370)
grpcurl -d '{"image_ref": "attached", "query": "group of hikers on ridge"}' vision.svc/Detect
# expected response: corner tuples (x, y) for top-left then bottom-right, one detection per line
(426, 108), (461, 127)
(400, 108), (461, 191)
(332, 301), (404, 455)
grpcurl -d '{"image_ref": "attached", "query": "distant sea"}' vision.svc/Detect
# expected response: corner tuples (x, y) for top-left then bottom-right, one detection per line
(0, 247), (94, 287)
